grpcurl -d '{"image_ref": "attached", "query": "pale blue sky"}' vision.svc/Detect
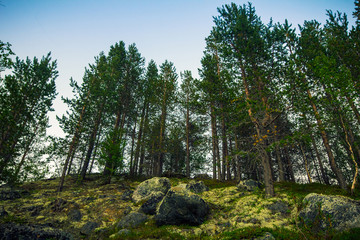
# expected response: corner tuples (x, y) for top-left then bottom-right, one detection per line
(1, 0), (356, 137)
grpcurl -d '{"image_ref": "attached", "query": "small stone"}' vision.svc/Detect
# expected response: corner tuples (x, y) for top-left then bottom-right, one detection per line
(0, 206), (8, 217)
(80, 221), (100, 235)
(118, 229), (131, 235)
(117, 212), (148, 229)
(67, 209), (82, 222)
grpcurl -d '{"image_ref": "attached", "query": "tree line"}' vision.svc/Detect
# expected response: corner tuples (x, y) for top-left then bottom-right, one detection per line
(1, 1), (359, 197)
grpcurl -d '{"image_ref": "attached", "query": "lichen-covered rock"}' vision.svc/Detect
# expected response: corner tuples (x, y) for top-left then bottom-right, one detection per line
(121, 189), (133, 201)
(155, 187), (209, 226)
(299, 193), (360, 232)
(67, 209), (82, 221)
(0, 223), (73, 240)
(194, 174), (211, 180)
(0, 206), (8, 217)
(139, 191), (165, 215)
(0, 185), (29, 200)
(255, 232), (275, 240)
(132, 177), (171, 203)
(266, 201), (289, 215)
(237, 179), (262, 191)
(186, 180), (209, 194)
(80, 221), (100, 235)
(116, 212), (148, 229)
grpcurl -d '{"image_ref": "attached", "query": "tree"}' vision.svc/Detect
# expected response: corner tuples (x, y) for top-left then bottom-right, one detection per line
(0, 50), (57, 183)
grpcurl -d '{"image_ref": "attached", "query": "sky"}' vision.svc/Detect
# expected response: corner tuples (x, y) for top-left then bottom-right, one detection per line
(1, 0), (357, 138)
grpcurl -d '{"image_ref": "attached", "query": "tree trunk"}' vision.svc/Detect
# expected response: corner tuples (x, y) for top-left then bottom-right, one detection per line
(310, 133), (330, 184)
(185, 101), (191, 178)
(80, 104), (104, 181)
(210, 104), (218, 179)
(305, 87), (347, 190)
(300, 143), (312, 183)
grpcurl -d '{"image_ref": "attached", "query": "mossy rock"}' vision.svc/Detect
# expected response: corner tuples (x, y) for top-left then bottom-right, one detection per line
(299, 193), (360, 232)
(132, 177), (171, 203)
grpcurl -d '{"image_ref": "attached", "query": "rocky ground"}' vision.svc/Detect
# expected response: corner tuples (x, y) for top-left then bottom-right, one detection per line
(1, 174), (360, 239)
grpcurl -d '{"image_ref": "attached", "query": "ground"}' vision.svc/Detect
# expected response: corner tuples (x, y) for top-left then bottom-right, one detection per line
(1, 174), (360, 239)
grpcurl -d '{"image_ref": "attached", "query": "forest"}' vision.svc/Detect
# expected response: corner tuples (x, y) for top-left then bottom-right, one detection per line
(1, 1), (360, 198)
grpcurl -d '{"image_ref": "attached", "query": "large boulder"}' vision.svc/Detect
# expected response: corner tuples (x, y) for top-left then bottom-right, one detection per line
(139, 191), (165, 215)
(237, 179), (262, 191)
(132, 177), (171, 203)
(155, 186), (209, 226)
(299, 193), (360, 232)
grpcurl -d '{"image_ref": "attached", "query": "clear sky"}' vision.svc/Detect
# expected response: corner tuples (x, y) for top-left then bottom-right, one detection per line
(1, 0), (356, 137)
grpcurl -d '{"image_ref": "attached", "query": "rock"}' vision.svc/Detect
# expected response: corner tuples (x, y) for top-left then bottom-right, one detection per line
(0, 206), (8, 217)
(161, 171), (187, 178)
(255, 232), (275, 240)
(237, 179), (262, 191)
(118, 229), (131, 235)
(80, 221), (100, 235)
(299, 193), (360, 232)
(186, 180), (209, 194)
(193, 174), (211, 180)
(132, 177), (171, 203)
(121, 189), (133, 201)
(23, 205), (44, 217)
(0, 185), (29, 200)
(155, 187), (209, 226)
(266, 201), (289, 215)
(139, 191), (165, 215)
(0, 223), (73, 240)
(116, 212), (148, 229)
(67, 209), (82, 222)
(50, 198), (69, 212)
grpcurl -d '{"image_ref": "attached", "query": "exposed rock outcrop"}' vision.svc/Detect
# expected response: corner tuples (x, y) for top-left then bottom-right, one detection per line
(155, 186), (209, 226)
(299, 193), (360, 232)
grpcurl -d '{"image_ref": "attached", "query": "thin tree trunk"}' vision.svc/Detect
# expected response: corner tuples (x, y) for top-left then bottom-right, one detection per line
(80, 104), (104, 181)
(210, 104), (218, 180)
(305, 86), (347, 190)
(185, 101), (190, 178)
(58, 99), (88, 192)
(300, 143), (312, 183)
(310, 133), (330, 184)
(129, 118), (138, 176)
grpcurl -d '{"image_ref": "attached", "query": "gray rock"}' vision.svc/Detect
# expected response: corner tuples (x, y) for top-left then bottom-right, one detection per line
(0, 186), (29, 200)
(0, 206), (8, 217)
(255, 232), (275, 240)
(155, 187), (209, 226)
(132, 177), (171, 203)
(67, 209), (82, 222)
(193, 174), (211, 180)
(237, 179), (262, 191)
(117, 212), (148, 229)
(121, 189), (133, 201)
(80, 221), (99, 235)
(0, 223), (73, 240)
(186, 180), (209, 194)
(266, 201), (289, 215)
(299, 193), (360, 232)
(139, 191), (165, 215)
(117, 229), (131, 235)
